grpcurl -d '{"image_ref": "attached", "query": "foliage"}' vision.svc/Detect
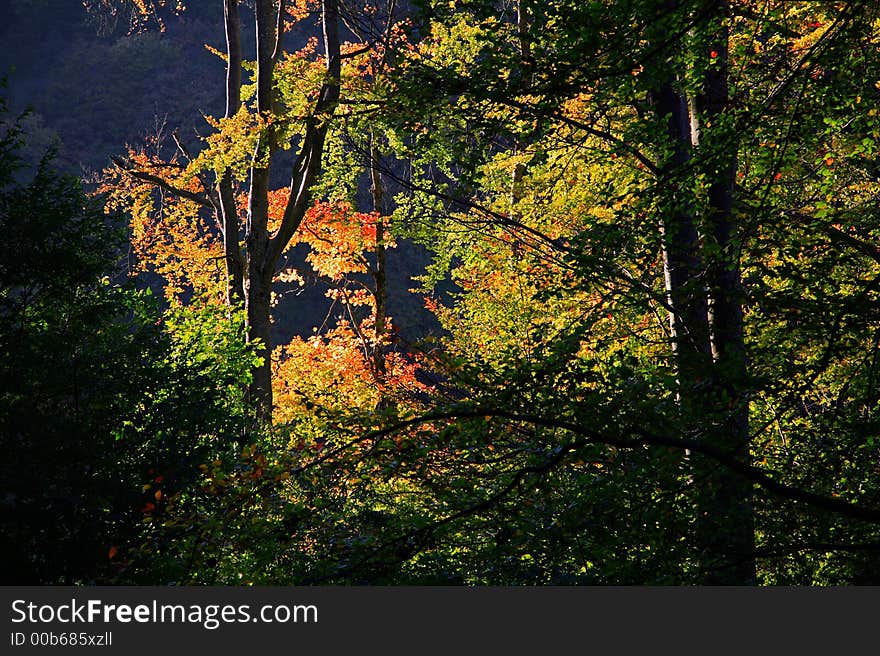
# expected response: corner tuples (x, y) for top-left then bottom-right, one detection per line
(0, 97), (256, 583)
(9, 1), (880, 586)
(100, 0), (880, 586)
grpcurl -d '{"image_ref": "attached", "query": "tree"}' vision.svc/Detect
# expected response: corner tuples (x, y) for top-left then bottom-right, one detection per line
(105, 0), (343, 419)
(0, 89), (258, 583)
(360, 0), (880, 583)
(90, 0), (880, 585)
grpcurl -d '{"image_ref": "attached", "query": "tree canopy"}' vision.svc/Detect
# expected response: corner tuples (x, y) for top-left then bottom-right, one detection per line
(4, 0), (880, 585)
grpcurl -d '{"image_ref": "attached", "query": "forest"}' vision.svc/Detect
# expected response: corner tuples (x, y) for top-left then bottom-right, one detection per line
(2, 0), (880, 586)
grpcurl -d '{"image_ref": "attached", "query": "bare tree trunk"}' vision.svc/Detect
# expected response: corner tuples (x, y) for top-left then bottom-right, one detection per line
(245, 275), (274, 419)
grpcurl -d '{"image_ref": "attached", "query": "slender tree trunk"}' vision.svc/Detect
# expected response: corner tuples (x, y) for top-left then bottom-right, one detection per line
(651, 52), (711, 405)
(691, 0), (755, 584)
(369, 134), (388, 379)
(220, 0), (244, 306)
(510, 0), (529, 210)
(652, 0), (754, 583)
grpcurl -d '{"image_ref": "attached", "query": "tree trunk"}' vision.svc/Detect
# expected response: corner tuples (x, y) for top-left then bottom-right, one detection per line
(650, 40), (712, 410)
(691, 0), (755, 584)
(219, 0), (244, 307)
(245, 272), (274, 417)
(649, 1), (756, 584)
(652, 0), (754, 583)
(115, 0), (341, 423)
(241, 0), (341, 421)
(369, 135), (388, 379)
(243, 0), (278, 421)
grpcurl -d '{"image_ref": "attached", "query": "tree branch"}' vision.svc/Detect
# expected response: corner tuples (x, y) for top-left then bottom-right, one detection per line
(265, 0), (342, 277)
(111, 156), (214, 208)
(363, 407), (880, 524)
